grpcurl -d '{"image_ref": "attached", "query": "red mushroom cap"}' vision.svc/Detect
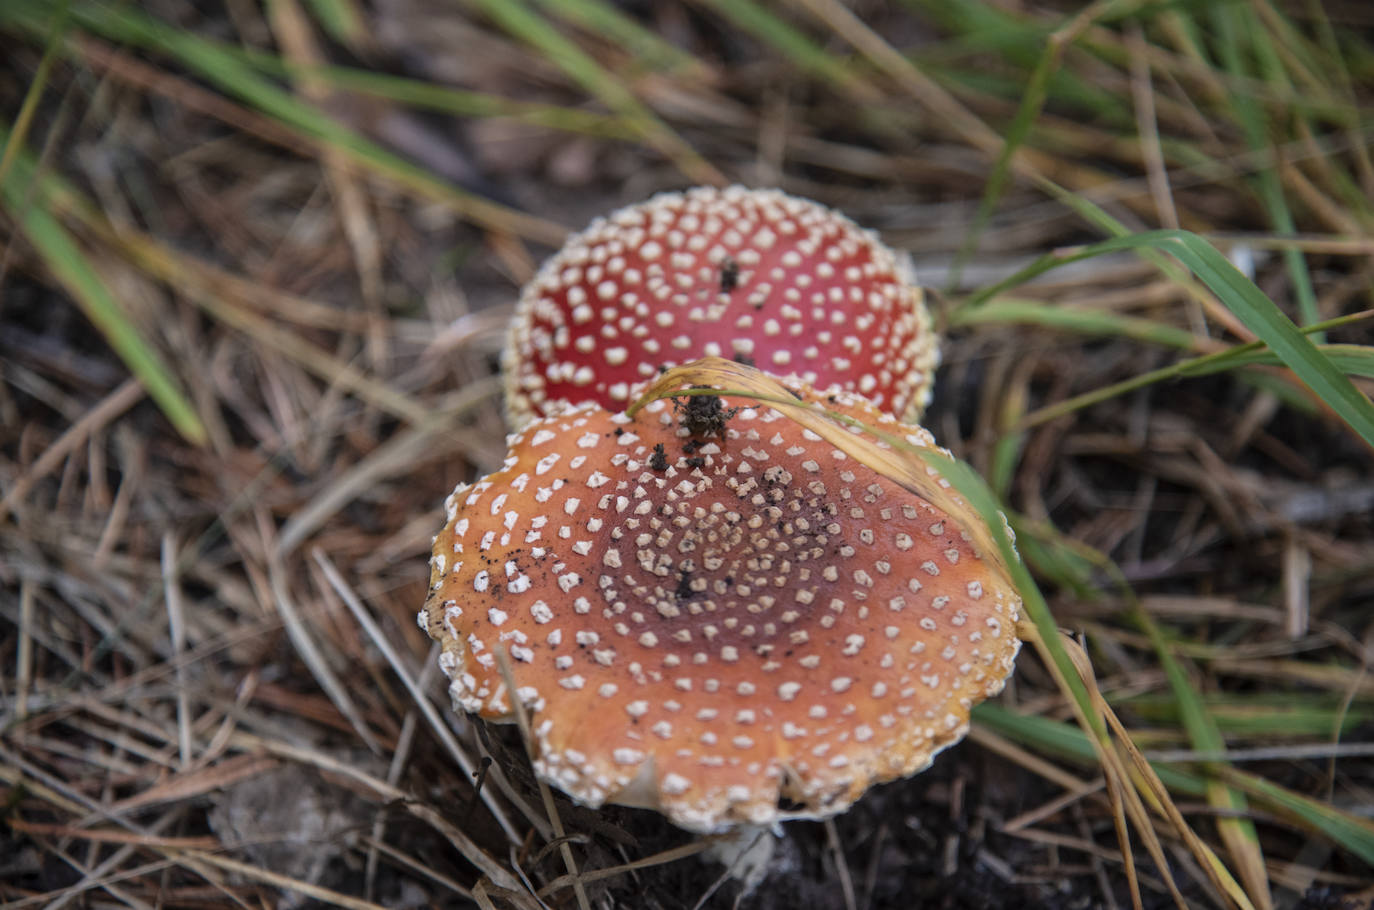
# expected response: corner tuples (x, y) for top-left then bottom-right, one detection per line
(503, 186), (938, 429)
(421, 373), (1019, 832)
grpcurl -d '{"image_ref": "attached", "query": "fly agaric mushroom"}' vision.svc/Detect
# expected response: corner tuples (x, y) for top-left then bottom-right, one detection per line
(503, 186), (938, 429)
(420, 364), (1019, 832)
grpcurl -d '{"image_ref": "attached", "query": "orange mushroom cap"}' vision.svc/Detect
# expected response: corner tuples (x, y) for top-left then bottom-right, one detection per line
(503, 186), (938, 429)
(421, 375), (1018, 832)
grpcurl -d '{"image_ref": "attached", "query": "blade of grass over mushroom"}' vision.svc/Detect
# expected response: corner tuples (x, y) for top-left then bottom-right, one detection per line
(964, 230), (1374, 448)
(627, 358), (1098, 725)
(629, 365), (1126, 852)
(1135, 609), (1272, 910)
(0, 134), (207, 447)
(0, 0), (568, 245)
(463, 0), (721, 186)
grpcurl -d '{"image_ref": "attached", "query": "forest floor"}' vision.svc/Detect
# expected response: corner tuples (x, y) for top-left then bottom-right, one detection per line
(3, 1), (1374, 908)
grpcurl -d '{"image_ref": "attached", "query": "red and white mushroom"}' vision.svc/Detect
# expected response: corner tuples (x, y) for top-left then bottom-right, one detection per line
(420, 373), (1019, 832)
(503, 186), (938, 429)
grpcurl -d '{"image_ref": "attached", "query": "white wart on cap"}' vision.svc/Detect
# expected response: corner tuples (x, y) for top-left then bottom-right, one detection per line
(420, 380), (1019, 833)
(503, 185), (938, 429)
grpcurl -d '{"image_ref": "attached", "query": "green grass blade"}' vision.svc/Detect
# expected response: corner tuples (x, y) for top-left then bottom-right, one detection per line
(693, 0), (876, 101)
(1012, 309), (1371, 428)
(1006, 516), (1099, 597)
(302, 0), (365, 47)
(1135, 611), (1271, 908)
(529, 0), (702, 76)
(1157, 230), (1372, 441)
(1223, 767), (1374, 867)
(1122, 694), (1372, 738)
(907, 448), (1102, 732)
(948, 298), (1201, 350)
(0, 131), (207, 446)
(966, 229), (1374, 447)
(461, 0), (719, 184)
(980, 701), (1374, 867)
(965, 173), (1237, 335)
(1, 0), (567, 244)
(0, 0), (66, 189)
(233, 54), (639, 139)
(972, 703), (1206, 796)
(1178, 344), (1374, 380)
(1211, 4), (1320, 332)
(948, 0), (1127, 291)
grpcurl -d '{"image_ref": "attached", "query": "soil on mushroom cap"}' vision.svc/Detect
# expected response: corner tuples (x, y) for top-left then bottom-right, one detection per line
(673, 390), (739, 438)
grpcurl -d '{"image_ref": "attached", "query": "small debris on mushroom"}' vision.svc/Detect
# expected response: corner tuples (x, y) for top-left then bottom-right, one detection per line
(674, 389), (739, 439)
(420, 373), (1020, 833)
(503, 186), (938, 429)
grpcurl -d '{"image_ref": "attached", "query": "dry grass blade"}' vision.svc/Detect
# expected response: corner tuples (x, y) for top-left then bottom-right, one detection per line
(493, 646), (591, 910)
(160, 533), (193, 769)
(106, 754), (281, 814)
(824, 816), (858, 910)
(14, 581), (36, 720)
(277, 376), (504, 553)
(6, 819), (217, 849)
(265, 541), (382, 754)
(536, 841), (712, 898)
(0, 378), (142, 520)
(310, 548), (530, 845)
(228, 732), (527, 890)
(966, 725), (1094, 794)
(1018, 625), (1189, 910)
(268, 0), (385, 343)
(172, 851), (393, 910)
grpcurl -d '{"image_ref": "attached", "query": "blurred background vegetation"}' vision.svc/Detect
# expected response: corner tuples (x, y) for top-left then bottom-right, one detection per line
(2, 1), (1373, 907)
